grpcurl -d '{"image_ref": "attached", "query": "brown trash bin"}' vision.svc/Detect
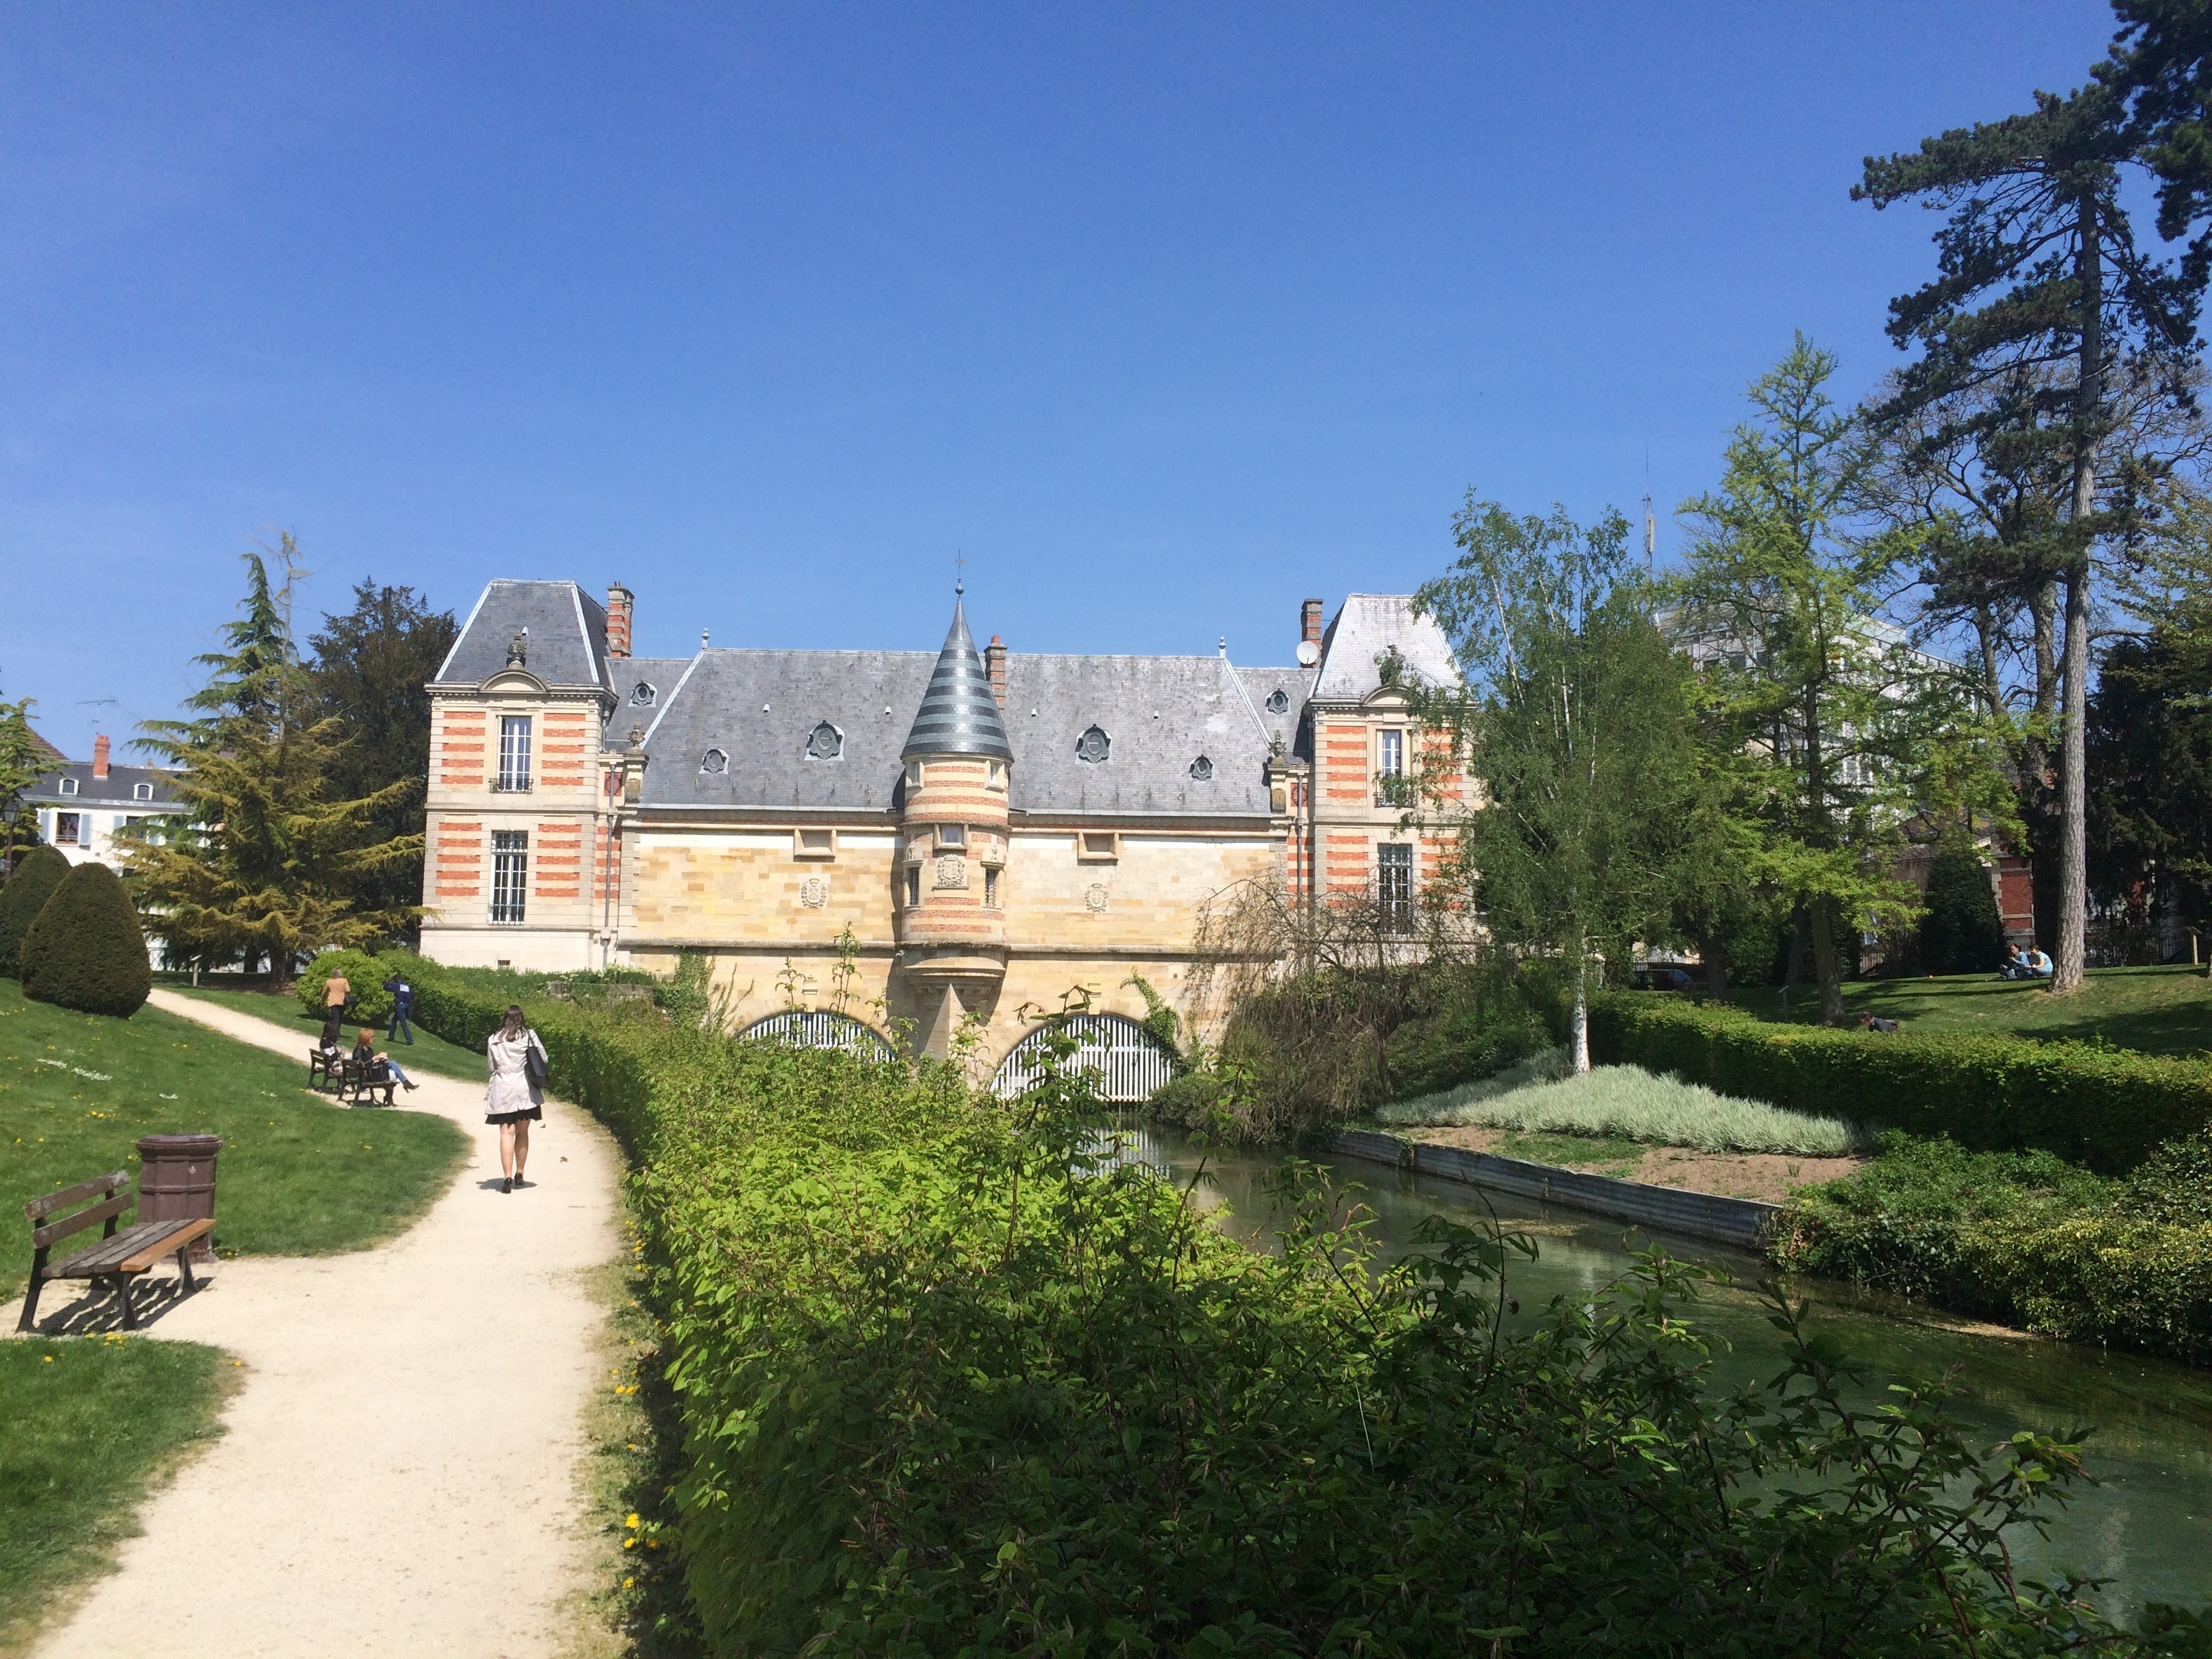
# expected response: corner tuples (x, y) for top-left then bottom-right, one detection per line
(136, 1134), (222, 1265)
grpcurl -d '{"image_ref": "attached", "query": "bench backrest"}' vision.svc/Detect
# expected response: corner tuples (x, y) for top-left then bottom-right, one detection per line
(25, 1170), (131, 1250)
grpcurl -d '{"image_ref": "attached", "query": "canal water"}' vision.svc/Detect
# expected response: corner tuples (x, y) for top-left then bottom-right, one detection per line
(1143, 1131), (2212, 1619)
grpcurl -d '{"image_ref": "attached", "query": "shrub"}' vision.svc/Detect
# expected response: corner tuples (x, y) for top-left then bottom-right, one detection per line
(395, 974), (2191, 1650)
(1383, 998), (1551, 1099)
(1377, 1058), (1868, 1155)
(0, 844), (69, 979)
(1771, 1133), (2212, 1366)
(293, 948), (394, 1026)
(19, 862), (151, 1018)
(1589, 991), (2212, 1172)
(1916, 846), (2007, 976)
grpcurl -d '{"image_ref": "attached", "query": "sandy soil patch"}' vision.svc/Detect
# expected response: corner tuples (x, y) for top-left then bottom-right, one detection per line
(1408, 1125), (1866, 1204)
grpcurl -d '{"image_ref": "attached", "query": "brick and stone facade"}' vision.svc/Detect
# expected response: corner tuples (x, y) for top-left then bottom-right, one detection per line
(419, 579), (1464, 1072)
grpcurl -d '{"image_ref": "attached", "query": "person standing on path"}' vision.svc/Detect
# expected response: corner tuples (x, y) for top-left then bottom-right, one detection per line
(323, 969), (351, 1020)
(486, 1003), (546, 1195)
(384, 970), (415, 1044)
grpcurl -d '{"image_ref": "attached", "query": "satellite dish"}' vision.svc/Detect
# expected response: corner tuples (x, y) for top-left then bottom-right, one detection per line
(1295, 639), (1319, 667)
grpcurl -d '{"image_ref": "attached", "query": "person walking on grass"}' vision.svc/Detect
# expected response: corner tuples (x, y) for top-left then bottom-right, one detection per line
(383, 970), (415, 1045)
(485, 1002), (547, 1194)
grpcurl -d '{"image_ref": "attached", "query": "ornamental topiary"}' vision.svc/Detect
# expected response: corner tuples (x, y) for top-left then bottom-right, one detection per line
(1916, 846), (2007, 977)
(0, 844), (70, 979)
(20, 861), (152, 1017)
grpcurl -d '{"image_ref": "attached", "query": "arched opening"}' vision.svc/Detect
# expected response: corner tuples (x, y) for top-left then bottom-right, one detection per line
(991, 1012), (1176, 1103)
(736, 1010), (897, 1063)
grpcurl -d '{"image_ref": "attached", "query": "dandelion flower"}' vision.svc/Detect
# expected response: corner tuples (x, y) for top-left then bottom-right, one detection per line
(626, 1513), (640, 1529)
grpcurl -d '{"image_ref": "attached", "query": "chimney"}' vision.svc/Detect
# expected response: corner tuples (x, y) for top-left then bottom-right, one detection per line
(605, 583), (633, 658)
(93, 733), (110, 781)
(1300, 598), (1324, 649)
(986, 635), (1008, 711)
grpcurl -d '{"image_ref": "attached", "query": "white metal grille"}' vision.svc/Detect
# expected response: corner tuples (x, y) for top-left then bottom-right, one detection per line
(498, 716), (533, 791)
(991, 1014), (1176, 1103)
(490, 831), (528, 924)
(737, 1010), (897, 1063)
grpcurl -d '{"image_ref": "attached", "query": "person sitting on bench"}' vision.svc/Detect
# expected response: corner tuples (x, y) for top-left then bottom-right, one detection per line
(352, 1029), (419, 1091)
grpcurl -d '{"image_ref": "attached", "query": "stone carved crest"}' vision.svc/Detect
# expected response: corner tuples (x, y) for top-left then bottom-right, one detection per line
(799, 876), (829, 909)
(1084, 882), (1109, 913)
(935, 855), (967, 890)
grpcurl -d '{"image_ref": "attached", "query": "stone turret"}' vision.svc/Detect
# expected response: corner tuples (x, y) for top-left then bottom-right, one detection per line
(897, 588), (1012, 1053)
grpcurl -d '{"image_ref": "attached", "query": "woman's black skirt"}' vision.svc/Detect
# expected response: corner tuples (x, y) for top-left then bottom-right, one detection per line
(485, 1107), (543, 1124)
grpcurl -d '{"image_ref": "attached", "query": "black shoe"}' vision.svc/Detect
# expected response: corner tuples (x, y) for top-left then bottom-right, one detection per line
(501, 1176), (512, 1193)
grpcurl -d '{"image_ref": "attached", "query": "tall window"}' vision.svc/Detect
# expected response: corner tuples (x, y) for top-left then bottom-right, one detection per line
(1378, 843), (1412, 929)
(1376, 729), (1413, 806)
(984, 867), (1000, 907)
(491, 831), (529, 922)
(905, 865), (921, 908)
(497, 717), (533, 792)
(1378, 729), (1404, 776)
(54, 811), (81, 846)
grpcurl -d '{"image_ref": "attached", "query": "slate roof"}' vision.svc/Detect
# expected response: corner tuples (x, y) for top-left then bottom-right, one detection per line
(24, 762), (181, 810)
(1235, 666), (1317, 761)
(1002, 655), (1274, 818)
(607, 657), (698, 747)
(436, 580), (613, 691)
(902, 598), (1012, 761)
(1312, 594), (1458, 701)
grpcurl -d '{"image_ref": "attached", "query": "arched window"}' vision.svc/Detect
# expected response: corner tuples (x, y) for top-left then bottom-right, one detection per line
(805, 720), (843, 760)
(1075, 724), (1111, 764)
(991, 1013), (1177, 1103)
(1189, 755), (1214, 781)
(630, 682), (657, 707)
(699, 747), (729, 774)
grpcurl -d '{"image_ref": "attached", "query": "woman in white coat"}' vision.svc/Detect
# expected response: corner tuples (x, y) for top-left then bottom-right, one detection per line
(486, 1004), (548, 1193)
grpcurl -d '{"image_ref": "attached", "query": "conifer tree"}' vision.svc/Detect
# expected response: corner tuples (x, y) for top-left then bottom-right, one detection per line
(0, 696), (45, 873)
(1857, 81), (2199, 991)
(124, 540), (424, 977)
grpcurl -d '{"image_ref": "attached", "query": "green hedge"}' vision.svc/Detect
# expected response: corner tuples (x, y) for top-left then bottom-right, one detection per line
(394, 971), (2197, 1652)
(294, 949), (396, 1026)
(1771, 1134), (2212, 1366)
(1589, 991), (2212, 1172)
(0, 845), (69, 979)
(20, 862), (150, 1018)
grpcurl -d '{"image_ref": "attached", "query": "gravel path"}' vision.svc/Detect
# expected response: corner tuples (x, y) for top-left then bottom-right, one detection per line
(17, 989), (626, 1658)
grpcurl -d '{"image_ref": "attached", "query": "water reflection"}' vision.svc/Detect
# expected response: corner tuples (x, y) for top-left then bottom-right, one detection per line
(1137, 1128), (2212, 1619)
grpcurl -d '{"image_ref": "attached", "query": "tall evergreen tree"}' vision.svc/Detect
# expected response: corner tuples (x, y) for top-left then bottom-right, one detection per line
(306, 580), (457, 926)
(1857, 80), (2200, 992)
(1671, 338), (1933, 1025)
(0, 696), (45, 873)
(124, 542), (424, 976)
(1414, 499), (1699, 1072)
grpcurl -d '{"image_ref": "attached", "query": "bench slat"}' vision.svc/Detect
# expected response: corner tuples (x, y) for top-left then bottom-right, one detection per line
(117, 1217), (215, 1274)
(24, 1170), (129, 1223)
(32, 1193), (133, 1249)
(51, 1219), (198, 1277)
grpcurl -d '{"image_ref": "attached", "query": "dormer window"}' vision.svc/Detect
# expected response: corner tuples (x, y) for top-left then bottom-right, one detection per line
(630, 682), (657, 707)
(1075, 725), (1111, 764)
(699, 747), (729, 774)
(805, 721), (843, 760)
(133, 783), (154, 801)
(58, 777), (78, 796)
(1265, 689), (1290, 714)
(1189, 756), (1214, 781)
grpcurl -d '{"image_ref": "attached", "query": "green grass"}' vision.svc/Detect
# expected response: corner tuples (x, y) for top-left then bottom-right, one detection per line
(161, 981), (492, 1084)
(1723, 964), (2212, 1057)
(1492, 1129), (1645, 1179)
(0, 1336), (229, 1655)
(1375, 1059), (1868, 1156)
(0, 980), (468, 1301)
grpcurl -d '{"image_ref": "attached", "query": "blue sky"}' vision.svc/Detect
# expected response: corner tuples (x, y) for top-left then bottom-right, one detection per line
(1, 2), (2124, 760)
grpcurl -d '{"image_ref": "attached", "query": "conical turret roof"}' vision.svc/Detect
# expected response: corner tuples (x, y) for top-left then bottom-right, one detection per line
(901, 593), (1012, 762)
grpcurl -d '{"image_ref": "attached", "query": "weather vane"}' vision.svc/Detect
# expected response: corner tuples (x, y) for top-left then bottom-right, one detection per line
(955, 550), (966, 596)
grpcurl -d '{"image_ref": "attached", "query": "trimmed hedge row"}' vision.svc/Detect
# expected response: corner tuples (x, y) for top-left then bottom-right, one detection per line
(1589, 992), (2212, 1172)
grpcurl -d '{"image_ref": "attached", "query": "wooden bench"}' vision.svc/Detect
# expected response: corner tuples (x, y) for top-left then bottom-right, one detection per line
(17, 1171), (214, 1332)
(337, 1055), (398, 1108)
(308, 1045), (342, 1089)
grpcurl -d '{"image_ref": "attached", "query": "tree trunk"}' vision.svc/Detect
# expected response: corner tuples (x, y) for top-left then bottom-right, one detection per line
(1704, 930), (1729, 998)
(2055, 186), (2103, 996)
(1784, 905), (1809, 989)
(2055, 569), (2091, 992)
(1568, 960), (1591, 1074)
(1809, 896), (1847, 1025)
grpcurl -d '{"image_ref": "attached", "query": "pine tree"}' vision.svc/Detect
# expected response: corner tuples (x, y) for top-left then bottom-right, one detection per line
(0, 696), (45, 874)
(123, 541), (425, 978)
(1917, 846), (2007, 976)
(1857, 81), (2200, 992)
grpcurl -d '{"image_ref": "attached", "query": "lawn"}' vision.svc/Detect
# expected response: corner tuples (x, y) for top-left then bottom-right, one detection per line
(163, 980), (491, 1085)
(0, 1336), (230, 1656)
(1724, 964), (2212, 1056)
(0, 980), (467, 1301)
